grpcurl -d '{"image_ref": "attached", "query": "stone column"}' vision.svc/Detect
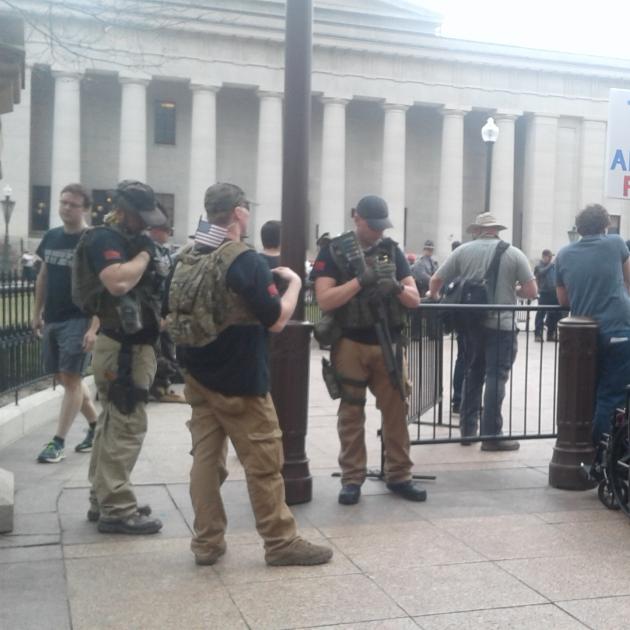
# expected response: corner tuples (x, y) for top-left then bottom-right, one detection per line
(489, 113), (520, 243)
(118, 77), (149, 182)
(318, 97), (348, 239)
(522, 114), (558, 259)
(0, 65), (31, 239)
(381, 103), (408, 245)
(50, 71), (81, 229)
(436, 107), (468, 261)
(254, 91), (283, 247)
(188, 84), (218, 236)
(579, 119), (607, 208)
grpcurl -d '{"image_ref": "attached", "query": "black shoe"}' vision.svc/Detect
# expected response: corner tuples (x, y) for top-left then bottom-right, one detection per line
(451, 404), (460, 415)
(97, 512), (163, 535)
(386, 481), (427, 502)
(338, 484), (361, 505)
(480, 440), (520, 451)
(534, 335), (543, 343)
(547, 332), (558, 342)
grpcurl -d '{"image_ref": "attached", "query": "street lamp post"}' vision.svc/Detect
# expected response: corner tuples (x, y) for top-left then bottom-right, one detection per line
(1, 185), (16, 275)
(481, 117), (499, 214)
(567, 225), (580, 243)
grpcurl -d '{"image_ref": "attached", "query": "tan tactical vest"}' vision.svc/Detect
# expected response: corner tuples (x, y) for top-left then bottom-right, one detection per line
(166, 241), (259, 347)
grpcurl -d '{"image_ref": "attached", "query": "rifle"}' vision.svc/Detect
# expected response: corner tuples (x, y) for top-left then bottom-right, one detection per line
(334, 232), (406, 401)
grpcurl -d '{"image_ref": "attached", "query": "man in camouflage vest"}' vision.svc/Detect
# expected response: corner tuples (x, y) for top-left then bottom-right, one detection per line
(72, 180), (167, 535)
(311, 195), (425, 506)
(174, 182), (333, 567)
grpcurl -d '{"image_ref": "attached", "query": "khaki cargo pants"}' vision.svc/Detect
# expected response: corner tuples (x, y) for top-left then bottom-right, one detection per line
(88, 334), (157, 519)
(332, 337), (413, 486)
(184, 375), (298, 557)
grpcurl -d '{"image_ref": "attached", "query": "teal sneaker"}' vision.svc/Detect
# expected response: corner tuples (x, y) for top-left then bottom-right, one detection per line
(75, 427), (95, 453)
(37, 441), (65, 463)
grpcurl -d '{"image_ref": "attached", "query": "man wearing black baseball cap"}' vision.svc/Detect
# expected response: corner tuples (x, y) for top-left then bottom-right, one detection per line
(311, 194), (425, 506)
(72, 179), (168, 535)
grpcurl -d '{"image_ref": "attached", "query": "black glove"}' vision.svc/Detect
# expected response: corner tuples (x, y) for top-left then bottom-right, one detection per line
(375, 260), (397, 281)
(357, 266), (377, 288)
(376, 277), (403, 298)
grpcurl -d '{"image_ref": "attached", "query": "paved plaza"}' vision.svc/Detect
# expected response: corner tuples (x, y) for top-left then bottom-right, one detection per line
(1, 345), (630, 629)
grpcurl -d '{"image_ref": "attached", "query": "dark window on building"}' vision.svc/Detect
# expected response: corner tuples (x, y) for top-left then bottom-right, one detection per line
(609, 214), (621, 235)
(155, 100), (176, 145)
(30, 186), (51, 234)
(155, 193), (175, 227)
(91, 189), (114, 226)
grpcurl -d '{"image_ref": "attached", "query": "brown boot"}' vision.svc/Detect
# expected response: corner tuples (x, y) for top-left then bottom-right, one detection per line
(195, 543), (227, 566)
(265, 537), (333, 566)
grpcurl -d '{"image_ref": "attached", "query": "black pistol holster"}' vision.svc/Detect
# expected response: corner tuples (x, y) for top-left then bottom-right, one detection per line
(108, 342), (149, 415)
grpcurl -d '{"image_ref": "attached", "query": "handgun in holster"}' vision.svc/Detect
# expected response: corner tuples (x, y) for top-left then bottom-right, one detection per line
(108, 343), (149, 415)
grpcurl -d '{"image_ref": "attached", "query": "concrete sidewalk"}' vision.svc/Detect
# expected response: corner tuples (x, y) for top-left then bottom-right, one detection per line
(1, 347), (629, 629)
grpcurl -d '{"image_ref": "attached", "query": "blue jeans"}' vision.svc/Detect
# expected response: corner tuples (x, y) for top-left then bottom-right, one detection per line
(592, 331), (630, 445)
(460, 326), (518, 438)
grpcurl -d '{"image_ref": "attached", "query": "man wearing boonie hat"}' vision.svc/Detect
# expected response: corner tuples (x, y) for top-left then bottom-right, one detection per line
(533, 248), (560, 343)
(72, 179), (168, 535)
(428, 212), (538, 451)
(411, 238), (439, 295)
(311, 194), (426, 506)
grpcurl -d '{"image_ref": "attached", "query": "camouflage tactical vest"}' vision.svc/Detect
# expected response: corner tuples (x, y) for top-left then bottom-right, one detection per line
(166, 241), (259, 347)
(72, 226), (162, 332)
(329, 235), (407, 330)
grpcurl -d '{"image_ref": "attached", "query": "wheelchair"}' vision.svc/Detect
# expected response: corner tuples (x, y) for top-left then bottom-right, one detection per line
(595, 404), (630, 517)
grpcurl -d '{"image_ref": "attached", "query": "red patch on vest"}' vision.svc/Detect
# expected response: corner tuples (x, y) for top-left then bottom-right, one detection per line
(103, 249), (123, 261)
(313, 260), (326, 271)
(268, 283), (279, 297)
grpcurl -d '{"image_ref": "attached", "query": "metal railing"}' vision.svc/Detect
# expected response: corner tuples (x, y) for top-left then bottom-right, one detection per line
(0, 271), (49, 401)
(407, 302), (568, 445)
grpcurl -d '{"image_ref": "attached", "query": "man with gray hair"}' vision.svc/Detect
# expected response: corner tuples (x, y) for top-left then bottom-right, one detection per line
(429, 212), (538, 450)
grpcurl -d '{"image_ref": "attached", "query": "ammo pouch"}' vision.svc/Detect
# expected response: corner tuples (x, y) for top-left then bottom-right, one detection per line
(314, 313), (342, 348)
(108, 342), (149, 415)
(322, 357), (341, 399)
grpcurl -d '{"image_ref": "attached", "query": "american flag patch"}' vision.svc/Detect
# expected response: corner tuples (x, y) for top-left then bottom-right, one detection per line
(103, 249), (123, 261)
(194, 218), (227, 249)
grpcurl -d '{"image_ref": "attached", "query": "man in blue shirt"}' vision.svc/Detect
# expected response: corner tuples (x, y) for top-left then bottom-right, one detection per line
(555, 204), (630, 460)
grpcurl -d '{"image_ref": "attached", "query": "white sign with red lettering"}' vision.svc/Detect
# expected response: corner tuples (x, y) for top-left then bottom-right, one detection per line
(606, 88), (630, 200)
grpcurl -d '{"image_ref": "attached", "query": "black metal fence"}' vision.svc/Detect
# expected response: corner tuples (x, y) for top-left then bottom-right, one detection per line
(0, 271), (49, 401)
(407, 303), (567, 445)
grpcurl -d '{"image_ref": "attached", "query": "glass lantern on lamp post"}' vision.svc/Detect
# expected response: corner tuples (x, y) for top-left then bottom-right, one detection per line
(1, 185), (16, 275)
(481, 117), (499, 214)
(567, 225), (580, 243)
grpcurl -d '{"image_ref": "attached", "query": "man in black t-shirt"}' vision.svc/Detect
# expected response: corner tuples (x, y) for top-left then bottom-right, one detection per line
(33, 183), (99, 464)
(259, 219), (281, 269)
(78, 180), (167, 536)
(176, 183), (332, 567)
(311, 195), (425, 506)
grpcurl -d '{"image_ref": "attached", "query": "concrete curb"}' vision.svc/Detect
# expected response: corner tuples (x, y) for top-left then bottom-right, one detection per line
(0, 376), (96, 450)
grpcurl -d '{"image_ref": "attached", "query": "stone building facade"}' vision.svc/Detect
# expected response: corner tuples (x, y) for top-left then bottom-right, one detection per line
(1, 0), (630, 259)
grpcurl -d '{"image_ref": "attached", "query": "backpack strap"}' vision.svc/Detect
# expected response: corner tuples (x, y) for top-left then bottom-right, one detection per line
(484, 241), (510, 301)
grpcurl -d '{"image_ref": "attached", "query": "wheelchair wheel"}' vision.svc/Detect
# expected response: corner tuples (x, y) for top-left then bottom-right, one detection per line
(597, 480), (619, 510)
(609, 418), (630, 518)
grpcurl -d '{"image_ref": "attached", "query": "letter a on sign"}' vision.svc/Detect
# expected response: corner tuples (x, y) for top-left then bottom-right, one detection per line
(606, 89), (630, 199)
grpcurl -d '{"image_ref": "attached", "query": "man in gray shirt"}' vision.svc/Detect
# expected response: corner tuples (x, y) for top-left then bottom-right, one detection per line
(429, 213), (537, 450)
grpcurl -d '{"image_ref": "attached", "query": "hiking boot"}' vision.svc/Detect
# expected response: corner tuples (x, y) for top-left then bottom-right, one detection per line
(37, 441), (65, 463)
(481, 440), (520, 451)
(195, 543), (227, 566)
(338, 484), (361, 505)
(87, 504), (152, 523)
(265, 537), (333, 566)
(97, 512), (163, 535)
(158, 391), (187, 403)
(386, 480), (427, 502)
(75, 427), (95, 453)
(534, 335), (543, 343)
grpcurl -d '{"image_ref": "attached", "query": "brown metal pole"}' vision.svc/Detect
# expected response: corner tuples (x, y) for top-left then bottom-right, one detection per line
(549, 316), (598, 490)
(269, 0), (313, 505)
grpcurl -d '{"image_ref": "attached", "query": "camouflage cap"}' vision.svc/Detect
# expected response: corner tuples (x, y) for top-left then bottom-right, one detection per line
(114, 180), (166, 227)
(204, 183), (250, 217)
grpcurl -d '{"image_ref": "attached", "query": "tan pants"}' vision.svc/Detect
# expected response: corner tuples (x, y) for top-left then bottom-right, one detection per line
(332, 337), (413, 486)
(184, 375), (298, 557)
(88, 334), (157, 519)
